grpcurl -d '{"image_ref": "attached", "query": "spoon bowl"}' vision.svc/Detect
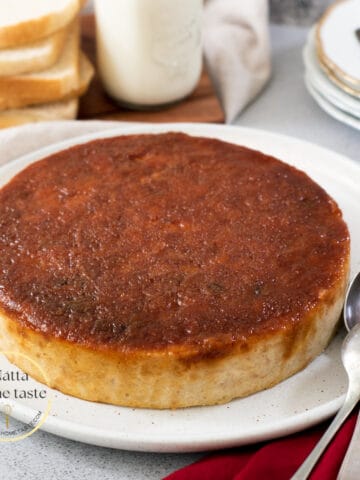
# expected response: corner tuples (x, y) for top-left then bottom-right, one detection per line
(344, 272), (360, 331)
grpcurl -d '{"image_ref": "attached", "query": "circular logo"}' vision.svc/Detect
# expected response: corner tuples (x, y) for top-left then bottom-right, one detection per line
(0, 351), (52, 442)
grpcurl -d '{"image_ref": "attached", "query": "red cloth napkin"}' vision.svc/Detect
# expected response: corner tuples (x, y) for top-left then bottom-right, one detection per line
(164, 411), (357, 480)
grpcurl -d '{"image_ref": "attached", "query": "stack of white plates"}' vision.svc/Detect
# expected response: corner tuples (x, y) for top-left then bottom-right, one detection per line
(303, 0), (360, 130)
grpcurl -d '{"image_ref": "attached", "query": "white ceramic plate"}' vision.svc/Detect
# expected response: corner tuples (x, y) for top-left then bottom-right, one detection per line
(317, 0), (360, 88)
(305, 75), (360, 131)
(303, 28), (360, 115)
(1, 123), (360, 453)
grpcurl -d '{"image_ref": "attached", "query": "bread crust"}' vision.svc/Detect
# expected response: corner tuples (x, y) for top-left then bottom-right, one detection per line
(0, 98), (78, 129)
(0, 53), (93, 128)
(0, 53), (93, 129)
(0, 21), (80, 111)
(0, 27), (68, 77)
(0, 0), (80, 49)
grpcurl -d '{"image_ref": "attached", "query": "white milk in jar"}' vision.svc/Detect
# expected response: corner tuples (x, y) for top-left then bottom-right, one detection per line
(94, 0), (203, 108)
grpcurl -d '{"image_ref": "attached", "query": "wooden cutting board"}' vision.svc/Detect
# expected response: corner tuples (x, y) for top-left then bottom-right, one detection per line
(79, 15), (224, 123)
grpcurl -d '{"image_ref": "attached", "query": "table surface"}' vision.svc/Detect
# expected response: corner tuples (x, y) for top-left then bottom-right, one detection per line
(2, 24), (359, 480)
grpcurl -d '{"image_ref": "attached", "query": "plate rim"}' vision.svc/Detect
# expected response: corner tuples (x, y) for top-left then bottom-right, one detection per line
(1, 122), (359, 187)
(305, 75), (360, 131)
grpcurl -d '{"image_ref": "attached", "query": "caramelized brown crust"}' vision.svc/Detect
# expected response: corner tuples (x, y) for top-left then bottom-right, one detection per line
(0, 133), (350, 407)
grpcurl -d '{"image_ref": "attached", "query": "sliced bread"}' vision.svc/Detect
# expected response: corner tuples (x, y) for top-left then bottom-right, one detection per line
(0, 27), (68, 77)
(0, 0), (83, 49)
(0, 52), (94, 129)
(0, 21), (80, 111)
(0, 98), (79, 129)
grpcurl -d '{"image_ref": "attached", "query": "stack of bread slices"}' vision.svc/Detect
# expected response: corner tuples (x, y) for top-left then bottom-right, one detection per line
(0, 0), (94, 128)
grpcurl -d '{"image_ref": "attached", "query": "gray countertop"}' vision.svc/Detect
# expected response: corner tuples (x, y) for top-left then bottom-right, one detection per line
(1, 24), (359, 480)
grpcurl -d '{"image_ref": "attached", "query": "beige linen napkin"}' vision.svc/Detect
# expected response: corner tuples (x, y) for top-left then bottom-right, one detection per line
(203, 0), (271, 123)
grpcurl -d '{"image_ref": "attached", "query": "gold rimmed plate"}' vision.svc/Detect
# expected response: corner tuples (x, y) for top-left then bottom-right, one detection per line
(303, 27), (360, 119)
(316, 0), (360, 90)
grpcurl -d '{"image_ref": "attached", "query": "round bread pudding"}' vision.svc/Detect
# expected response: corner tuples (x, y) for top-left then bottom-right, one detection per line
(0, 133), (350, 408)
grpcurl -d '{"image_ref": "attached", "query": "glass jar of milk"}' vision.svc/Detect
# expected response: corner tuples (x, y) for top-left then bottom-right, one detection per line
(94, 0), (203, 109)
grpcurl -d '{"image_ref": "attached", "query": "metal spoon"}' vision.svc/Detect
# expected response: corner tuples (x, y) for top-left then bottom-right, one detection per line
(291, 272), (360, 479)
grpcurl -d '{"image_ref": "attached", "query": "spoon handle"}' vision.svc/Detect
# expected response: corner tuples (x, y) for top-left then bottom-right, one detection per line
(291, 392), (360, 480)
(337, 408), (360, 480)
